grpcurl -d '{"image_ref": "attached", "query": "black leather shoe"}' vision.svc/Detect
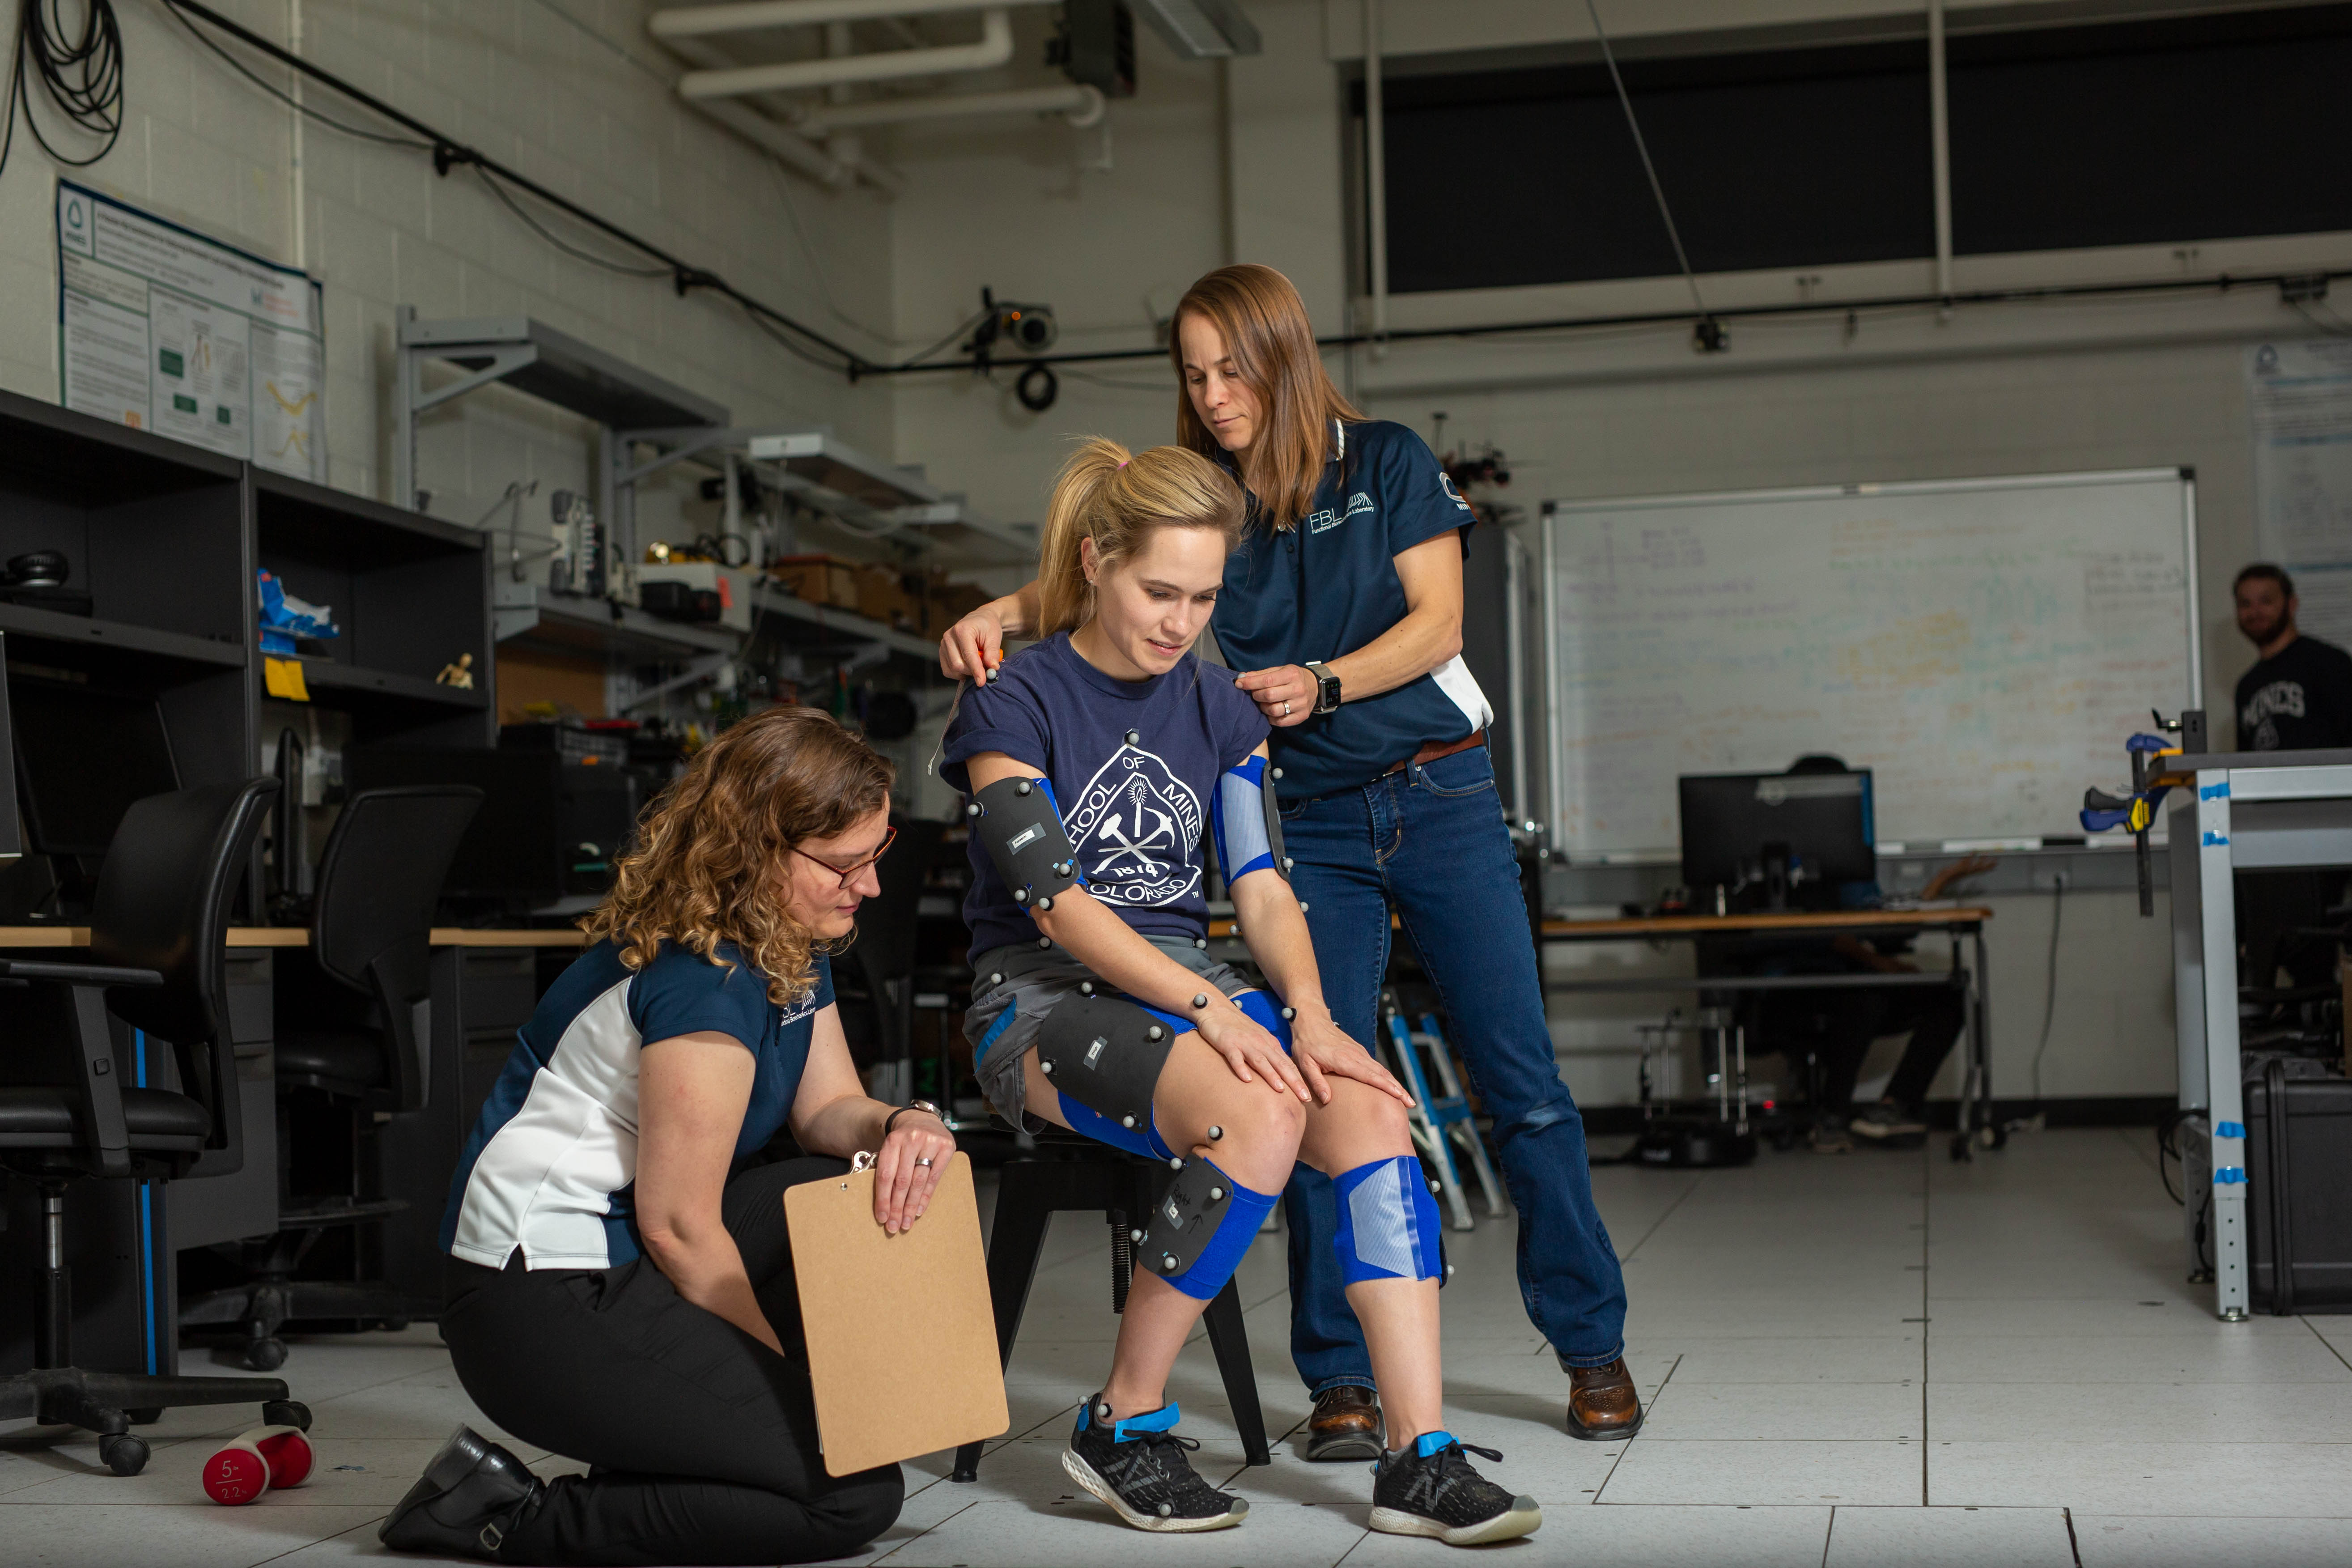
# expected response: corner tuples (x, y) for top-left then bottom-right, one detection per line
(380, 1425), (545, 1560)
(1305, 1385), (1385, 1462)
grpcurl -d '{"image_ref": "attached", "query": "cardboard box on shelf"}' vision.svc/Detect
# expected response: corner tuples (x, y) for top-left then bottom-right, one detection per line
(769, 554), (860, 611)
(855, 563), (918, 631)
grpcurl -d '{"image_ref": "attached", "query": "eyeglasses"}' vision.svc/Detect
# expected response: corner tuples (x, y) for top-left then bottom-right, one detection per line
(792, 824), (897, 888)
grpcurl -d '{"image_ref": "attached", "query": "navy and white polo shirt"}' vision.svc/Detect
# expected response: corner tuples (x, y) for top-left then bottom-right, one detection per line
(1210, 419), (1494, 801)
(440, 939), (831, 1271)
(940, 631), (1268, 958)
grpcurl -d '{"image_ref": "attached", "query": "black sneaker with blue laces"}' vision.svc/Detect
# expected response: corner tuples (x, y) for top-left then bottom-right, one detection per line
(1063, 1395), (1248, 1532)
(1369, 1431), (1541, 1546)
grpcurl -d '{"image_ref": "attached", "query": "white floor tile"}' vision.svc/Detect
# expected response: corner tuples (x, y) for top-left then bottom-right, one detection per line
(1929, 1441), (2352, 1514)
(1643, 1382), (1922, 1441)
(1823, 1505), (2075, 1567)
(2074, 1513), (2352, 1567)
(1598, 1440), (1923, 1507)
(0, 1502), (390, 1567)
(1928, 1331), (2352, 1384)
(1640, 1337), (1923, 1384)
(871, 1496), (1365, 1566)
(1929, 1381), (2352, 1443)
(1346, 1502), (1834, 1567)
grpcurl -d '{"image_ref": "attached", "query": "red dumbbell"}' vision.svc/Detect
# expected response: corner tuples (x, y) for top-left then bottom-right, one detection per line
(201, 1424), (314, 1505)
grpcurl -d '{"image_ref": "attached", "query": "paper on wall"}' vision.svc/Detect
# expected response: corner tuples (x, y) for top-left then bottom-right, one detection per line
(55, 181), (324, 481)
(2251, 339), (2352, 645)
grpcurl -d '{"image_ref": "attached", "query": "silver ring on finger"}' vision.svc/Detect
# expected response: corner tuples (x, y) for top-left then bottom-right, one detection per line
(915, 1155), (934, 1167)
(1282, 700), (1291, 716)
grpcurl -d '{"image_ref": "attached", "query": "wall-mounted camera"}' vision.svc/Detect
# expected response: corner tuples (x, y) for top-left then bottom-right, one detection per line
(970, 287), (1057, 357)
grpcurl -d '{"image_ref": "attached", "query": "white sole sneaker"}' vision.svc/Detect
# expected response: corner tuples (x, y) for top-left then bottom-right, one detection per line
(1061, 1449), (1248, 1533)
(1370, 1498), (1544, 1546)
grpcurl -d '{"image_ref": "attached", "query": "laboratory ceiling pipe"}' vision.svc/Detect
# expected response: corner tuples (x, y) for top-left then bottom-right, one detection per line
(651, 0), (1051, 41)
(676, 8), (1013, 99)
(795, 82), (1103, 132)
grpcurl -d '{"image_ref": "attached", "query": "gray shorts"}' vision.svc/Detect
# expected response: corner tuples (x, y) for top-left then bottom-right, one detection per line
(964, 937), (1256, 1132)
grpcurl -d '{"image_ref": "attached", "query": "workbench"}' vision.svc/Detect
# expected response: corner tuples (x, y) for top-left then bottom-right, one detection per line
(0, 926), (587, 1378)
(1537, 907), (1998, 1158)
(2158, 747), (2352, 1321)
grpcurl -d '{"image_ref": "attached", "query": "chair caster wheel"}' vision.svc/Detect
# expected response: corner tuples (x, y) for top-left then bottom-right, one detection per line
(124, 1407), (162, 1426)
(263, 1400), (311, 1432)
(100, 1433), (149, 1476)
(1948, 1135), (1972, 1163)
(244, 1338), (288, 1372)
(1979, 1123), (2008, 1151)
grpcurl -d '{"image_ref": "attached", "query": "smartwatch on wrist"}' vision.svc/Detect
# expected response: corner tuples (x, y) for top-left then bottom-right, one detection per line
(1303, 661), (1342, 715)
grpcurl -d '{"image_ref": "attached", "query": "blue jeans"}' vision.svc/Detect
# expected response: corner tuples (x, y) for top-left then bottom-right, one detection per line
(1279, 745), (1627, 1383)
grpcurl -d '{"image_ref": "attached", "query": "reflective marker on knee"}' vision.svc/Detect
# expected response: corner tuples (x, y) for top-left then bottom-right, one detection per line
(1208, 1126), (1223, 1141)
(1280, 1007), (1295, 1022)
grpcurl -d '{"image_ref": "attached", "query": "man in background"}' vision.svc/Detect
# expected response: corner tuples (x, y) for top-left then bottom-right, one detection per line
(2232, 563), (2352, 991)
(2234, 563), (2352, 751)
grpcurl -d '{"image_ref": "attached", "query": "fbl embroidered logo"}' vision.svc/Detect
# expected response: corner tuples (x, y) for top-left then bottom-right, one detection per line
(1307, 492), (1377, 534)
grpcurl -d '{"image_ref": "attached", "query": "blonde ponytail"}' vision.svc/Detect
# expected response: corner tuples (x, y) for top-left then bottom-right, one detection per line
(1034, 438), (1246, 639)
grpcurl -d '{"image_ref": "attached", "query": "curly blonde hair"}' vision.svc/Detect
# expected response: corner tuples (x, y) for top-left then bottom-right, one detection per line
(582, 706), (895, 1004)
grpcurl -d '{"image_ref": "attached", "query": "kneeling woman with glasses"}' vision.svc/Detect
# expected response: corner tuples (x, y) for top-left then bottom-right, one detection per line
(945, 439), (1540, 1545)
(378, 707), (948, 1566)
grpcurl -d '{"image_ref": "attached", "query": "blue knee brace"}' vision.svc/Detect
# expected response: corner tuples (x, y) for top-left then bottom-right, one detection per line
(1333, 1156), (1443, 1284)
(1145, 1157), (1279, 1302)
(1232, 989), (1294, 1051)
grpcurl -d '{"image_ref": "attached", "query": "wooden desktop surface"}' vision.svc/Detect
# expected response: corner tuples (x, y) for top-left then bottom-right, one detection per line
(0, 926), (590, 949)
(1541, 907), (1993, 939)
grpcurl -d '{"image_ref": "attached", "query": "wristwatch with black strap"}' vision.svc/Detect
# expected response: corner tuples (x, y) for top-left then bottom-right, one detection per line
(1303, 660), (1342, 715)
(883, 1099), (947, 1137)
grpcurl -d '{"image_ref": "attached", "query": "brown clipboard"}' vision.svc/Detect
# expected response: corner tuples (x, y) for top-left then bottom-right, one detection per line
(784, 1151), (1008, 1476)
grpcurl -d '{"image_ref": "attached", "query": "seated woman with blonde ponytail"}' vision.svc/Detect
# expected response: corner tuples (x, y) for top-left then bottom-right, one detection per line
(942, 439), (1541, 1546)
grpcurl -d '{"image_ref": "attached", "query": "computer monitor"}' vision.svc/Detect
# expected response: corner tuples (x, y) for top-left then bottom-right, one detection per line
(10, 677), (180, 858)
(343, 746), (565, 905)
(342, 746), (647, 909)
(1678, 767), (1876, 904)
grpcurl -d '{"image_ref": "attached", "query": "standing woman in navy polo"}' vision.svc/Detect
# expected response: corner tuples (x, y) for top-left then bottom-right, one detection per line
(940, 263), (1638, 1452)
(376, 707), (948, 1566)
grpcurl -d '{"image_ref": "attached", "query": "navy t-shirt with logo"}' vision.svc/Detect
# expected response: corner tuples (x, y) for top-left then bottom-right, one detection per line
(1209, 419), (1493, 802)
(941, 632), (1269, 959)
(2235, 634), (2352, 750)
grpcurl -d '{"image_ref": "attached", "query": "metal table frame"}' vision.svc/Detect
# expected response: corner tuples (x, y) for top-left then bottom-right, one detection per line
(2164, 748), (2352, 1320)
(1542, 911), (1995, 1157)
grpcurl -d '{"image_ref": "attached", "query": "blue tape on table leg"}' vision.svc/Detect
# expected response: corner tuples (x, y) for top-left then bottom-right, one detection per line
(1333, 1156), (1442, 1284)
(2216, 1121), (2246, 1139)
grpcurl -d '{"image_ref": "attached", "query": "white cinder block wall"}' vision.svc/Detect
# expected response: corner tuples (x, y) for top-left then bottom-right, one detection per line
(0, 0), (896, 536)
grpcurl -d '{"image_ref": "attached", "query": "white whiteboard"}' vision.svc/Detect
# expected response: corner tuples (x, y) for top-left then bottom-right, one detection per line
(1540, 470), (2201, 858)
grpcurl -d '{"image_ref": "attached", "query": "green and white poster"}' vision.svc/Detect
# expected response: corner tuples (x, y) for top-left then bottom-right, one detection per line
(56, 181), (326, 481)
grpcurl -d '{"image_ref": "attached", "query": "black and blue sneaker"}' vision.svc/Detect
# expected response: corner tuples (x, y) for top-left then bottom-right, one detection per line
(1369, 1431), (1541, 1546)
(1063, 1395), (1248, 1533)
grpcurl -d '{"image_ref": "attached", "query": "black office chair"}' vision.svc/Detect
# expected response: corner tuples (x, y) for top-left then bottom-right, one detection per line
(951, 1128), (1270, 1483)
(182, 786), (480, 1370)
(0, 779), (306, 1476)
(834, 815), (949, 1088)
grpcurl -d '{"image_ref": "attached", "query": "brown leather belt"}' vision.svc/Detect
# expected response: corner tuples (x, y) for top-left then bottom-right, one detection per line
(1384, 729), (1486, 776)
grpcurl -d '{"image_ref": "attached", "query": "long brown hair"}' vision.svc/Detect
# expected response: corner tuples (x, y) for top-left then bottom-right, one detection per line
(1035, 436), (1245, 639)
(1171, 263), (1362, 533)
(582, 706), (894, 1004)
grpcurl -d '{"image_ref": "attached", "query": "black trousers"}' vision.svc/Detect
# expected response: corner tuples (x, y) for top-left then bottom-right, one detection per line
(1763, 981), (1966, 1118)
(439, 1157), (904, 1566)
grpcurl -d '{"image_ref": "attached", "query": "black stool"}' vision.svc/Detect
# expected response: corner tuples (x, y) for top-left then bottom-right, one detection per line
(952, 1132), (1271, 1482)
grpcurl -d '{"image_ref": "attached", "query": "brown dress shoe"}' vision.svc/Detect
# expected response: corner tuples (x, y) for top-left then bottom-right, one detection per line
(1565, 1359), (1643, 1441)
(1304, 1384), (1384, 1462)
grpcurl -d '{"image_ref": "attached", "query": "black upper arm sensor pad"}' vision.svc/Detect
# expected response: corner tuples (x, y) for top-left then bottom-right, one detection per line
(968, 775), (1079, 907)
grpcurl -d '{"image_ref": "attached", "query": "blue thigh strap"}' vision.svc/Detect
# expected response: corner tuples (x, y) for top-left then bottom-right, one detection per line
(1333, 1156), (1443, 1284)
